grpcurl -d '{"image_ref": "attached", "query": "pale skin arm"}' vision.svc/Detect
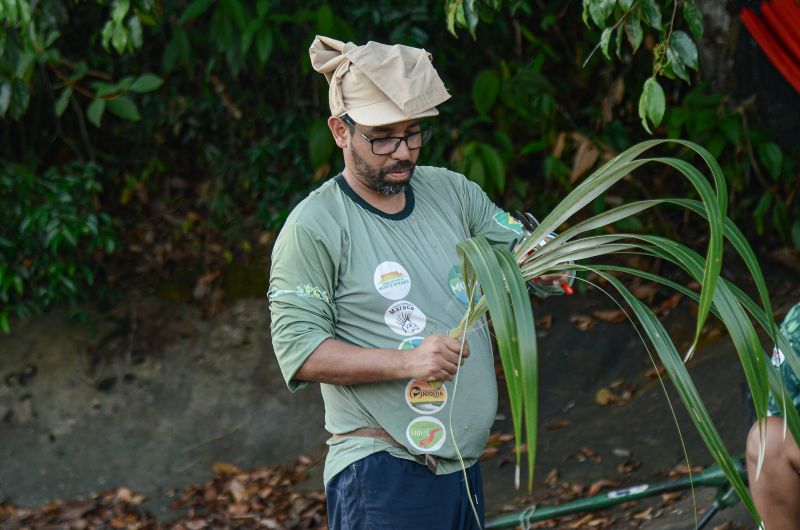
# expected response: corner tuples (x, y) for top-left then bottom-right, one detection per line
(295, 334), (470, 385)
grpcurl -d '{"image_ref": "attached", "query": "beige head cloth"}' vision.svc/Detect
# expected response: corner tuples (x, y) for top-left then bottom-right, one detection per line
(309, 35), (451, 126)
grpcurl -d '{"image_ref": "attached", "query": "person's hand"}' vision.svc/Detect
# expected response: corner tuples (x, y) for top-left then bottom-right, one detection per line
(539, 271), (571, 287)
(402, 334), (470, 382)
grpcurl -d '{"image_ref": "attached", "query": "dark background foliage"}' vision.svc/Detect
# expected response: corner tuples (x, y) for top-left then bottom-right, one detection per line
(1, 0), (798, 333)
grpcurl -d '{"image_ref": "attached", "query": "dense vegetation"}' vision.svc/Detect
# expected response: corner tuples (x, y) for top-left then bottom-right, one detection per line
(1, 0), (798, 333)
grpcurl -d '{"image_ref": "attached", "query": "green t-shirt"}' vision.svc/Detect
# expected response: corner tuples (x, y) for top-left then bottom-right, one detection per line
(268, 166), (535, 484)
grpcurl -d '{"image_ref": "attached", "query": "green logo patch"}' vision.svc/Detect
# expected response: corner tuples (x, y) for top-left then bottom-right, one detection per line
(492, 211), (524, 235)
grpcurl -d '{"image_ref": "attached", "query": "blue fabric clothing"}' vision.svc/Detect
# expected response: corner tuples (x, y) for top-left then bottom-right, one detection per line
(325, 451), (484, 530)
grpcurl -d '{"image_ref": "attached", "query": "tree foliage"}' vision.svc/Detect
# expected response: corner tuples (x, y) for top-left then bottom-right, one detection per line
(0, 0), (798, 332)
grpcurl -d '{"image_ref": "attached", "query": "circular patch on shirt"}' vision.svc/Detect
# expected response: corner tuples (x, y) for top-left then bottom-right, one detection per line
(398, 337), (425, 350)
(772, 347), (786, 368)
(384, 301), (427, 336)
(374, 261), (411, 300)
(406, 416), (446, 452)
(405, 380), (448, 414)
(447, 266), (469, 305)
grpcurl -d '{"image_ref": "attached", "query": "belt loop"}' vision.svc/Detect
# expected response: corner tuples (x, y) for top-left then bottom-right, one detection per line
(425, 454), (437, 474)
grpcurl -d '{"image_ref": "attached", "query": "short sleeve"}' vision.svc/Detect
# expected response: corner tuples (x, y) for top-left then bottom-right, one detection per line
(268, 223), (338, 392)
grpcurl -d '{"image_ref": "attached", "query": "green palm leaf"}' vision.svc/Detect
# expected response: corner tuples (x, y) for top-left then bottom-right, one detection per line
(450, 138), (787, 527)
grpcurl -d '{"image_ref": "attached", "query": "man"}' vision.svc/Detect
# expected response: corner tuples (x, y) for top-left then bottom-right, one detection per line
(746, 303), (800, 530)
(268, 35), (568, 529)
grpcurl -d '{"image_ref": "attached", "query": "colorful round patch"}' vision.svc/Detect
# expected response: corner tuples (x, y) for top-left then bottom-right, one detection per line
(405, 380), (448, 414)
(373, 261), (411, 300)
(447, 266), (468, 305)
(398, 337), (425, 350)
(405, 416), (446, 452)
(384, 301), (427, 336)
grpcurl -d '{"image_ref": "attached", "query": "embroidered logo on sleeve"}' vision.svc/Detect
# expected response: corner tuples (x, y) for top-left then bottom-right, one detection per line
(267, 284), (331, 303)
(492, 211), (524, 235)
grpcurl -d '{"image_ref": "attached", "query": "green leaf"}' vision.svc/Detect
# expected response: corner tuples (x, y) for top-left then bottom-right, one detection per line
(87, 99), (106, 127)
(241, 19), (260, 54)
(618, 0), (633, 10)
(600, 27), (612, 60)
(128, 15), (143, 49)
(0, 312), (9, 335)
(791, 220), (800, 249)
(54, 86), (72, 117)
(101, 20), (114, 50)
(308, 120), (335, 169)
(671, 31), (698, 70)
(112, 22), (127, 54)
(472, 69), (501, 116)
(446, 0), (459, 35)
(8, 78), (29, 119)
(683, 1), (704, 38)
(464, 0), (479, 38)
(107, 96), (141, 121)
(111, 0), (130, 23)
(666, 47), (689, 82)
(753, 194), (771, 234)
(589, 0), (615, 29)
(758, 142), (782, 180)
(642, 0), (662, 30)
(624, 12), (643, 53)
(180, 0), (215, 24)
(129, 73), (163, 93)
(70, 62), (88, 82)
(720, 117), (741, 146)
(477, 143), (506, 193)
(222, 0), (247, 30)
(0, 79), (11, 117)
(256, 27), (273, 64)
(256, 0), (269, 18)
(638, 78), (665, 133)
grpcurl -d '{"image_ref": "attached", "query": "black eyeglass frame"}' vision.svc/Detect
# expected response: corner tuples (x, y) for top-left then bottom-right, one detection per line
(340, 114), (433, 156)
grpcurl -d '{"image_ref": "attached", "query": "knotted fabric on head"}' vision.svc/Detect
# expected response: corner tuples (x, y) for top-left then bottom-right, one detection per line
(309, 35), (451, 126)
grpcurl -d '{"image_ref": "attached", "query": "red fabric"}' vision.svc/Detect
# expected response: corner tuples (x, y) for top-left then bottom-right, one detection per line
(762, 0), (800, 63)
(740, 7), (800, 92)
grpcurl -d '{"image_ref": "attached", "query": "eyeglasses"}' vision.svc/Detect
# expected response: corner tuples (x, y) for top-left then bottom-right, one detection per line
(340, 114), (433, 156)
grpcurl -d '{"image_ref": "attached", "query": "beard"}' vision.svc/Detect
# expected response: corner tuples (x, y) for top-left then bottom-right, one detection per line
(349, 144), (415, 196)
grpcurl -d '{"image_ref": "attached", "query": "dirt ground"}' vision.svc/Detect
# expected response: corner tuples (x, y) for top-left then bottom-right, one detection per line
(1, 256), (798, 529)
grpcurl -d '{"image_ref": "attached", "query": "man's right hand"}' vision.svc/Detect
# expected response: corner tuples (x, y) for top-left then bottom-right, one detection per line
(403, 334), (470, 382)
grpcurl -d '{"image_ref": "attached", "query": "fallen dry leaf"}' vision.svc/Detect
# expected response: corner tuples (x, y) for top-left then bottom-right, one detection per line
(570, 314), (597, 331)
(595, 387), (615, 406)
(591, 309), (627, 323)
(668, 462), (704, 478)
(587, 479), (620, 496)
(536, 314), (553, 331)
(544, 419), (570, 430)
(660, 492), (683, 504)
(211, 462), (242, 475)
(570, 140), (600, 183)
(544, 468), (560, 487)
(631, 281), (659, 303)
(632, 506), (654, 520)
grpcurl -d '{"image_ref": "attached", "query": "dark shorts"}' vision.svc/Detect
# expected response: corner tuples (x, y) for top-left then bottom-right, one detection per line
(325, 451), (485, 530)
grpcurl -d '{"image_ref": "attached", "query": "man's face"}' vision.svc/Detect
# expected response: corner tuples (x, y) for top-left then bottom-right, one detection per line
(346, 118), (423, 196)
